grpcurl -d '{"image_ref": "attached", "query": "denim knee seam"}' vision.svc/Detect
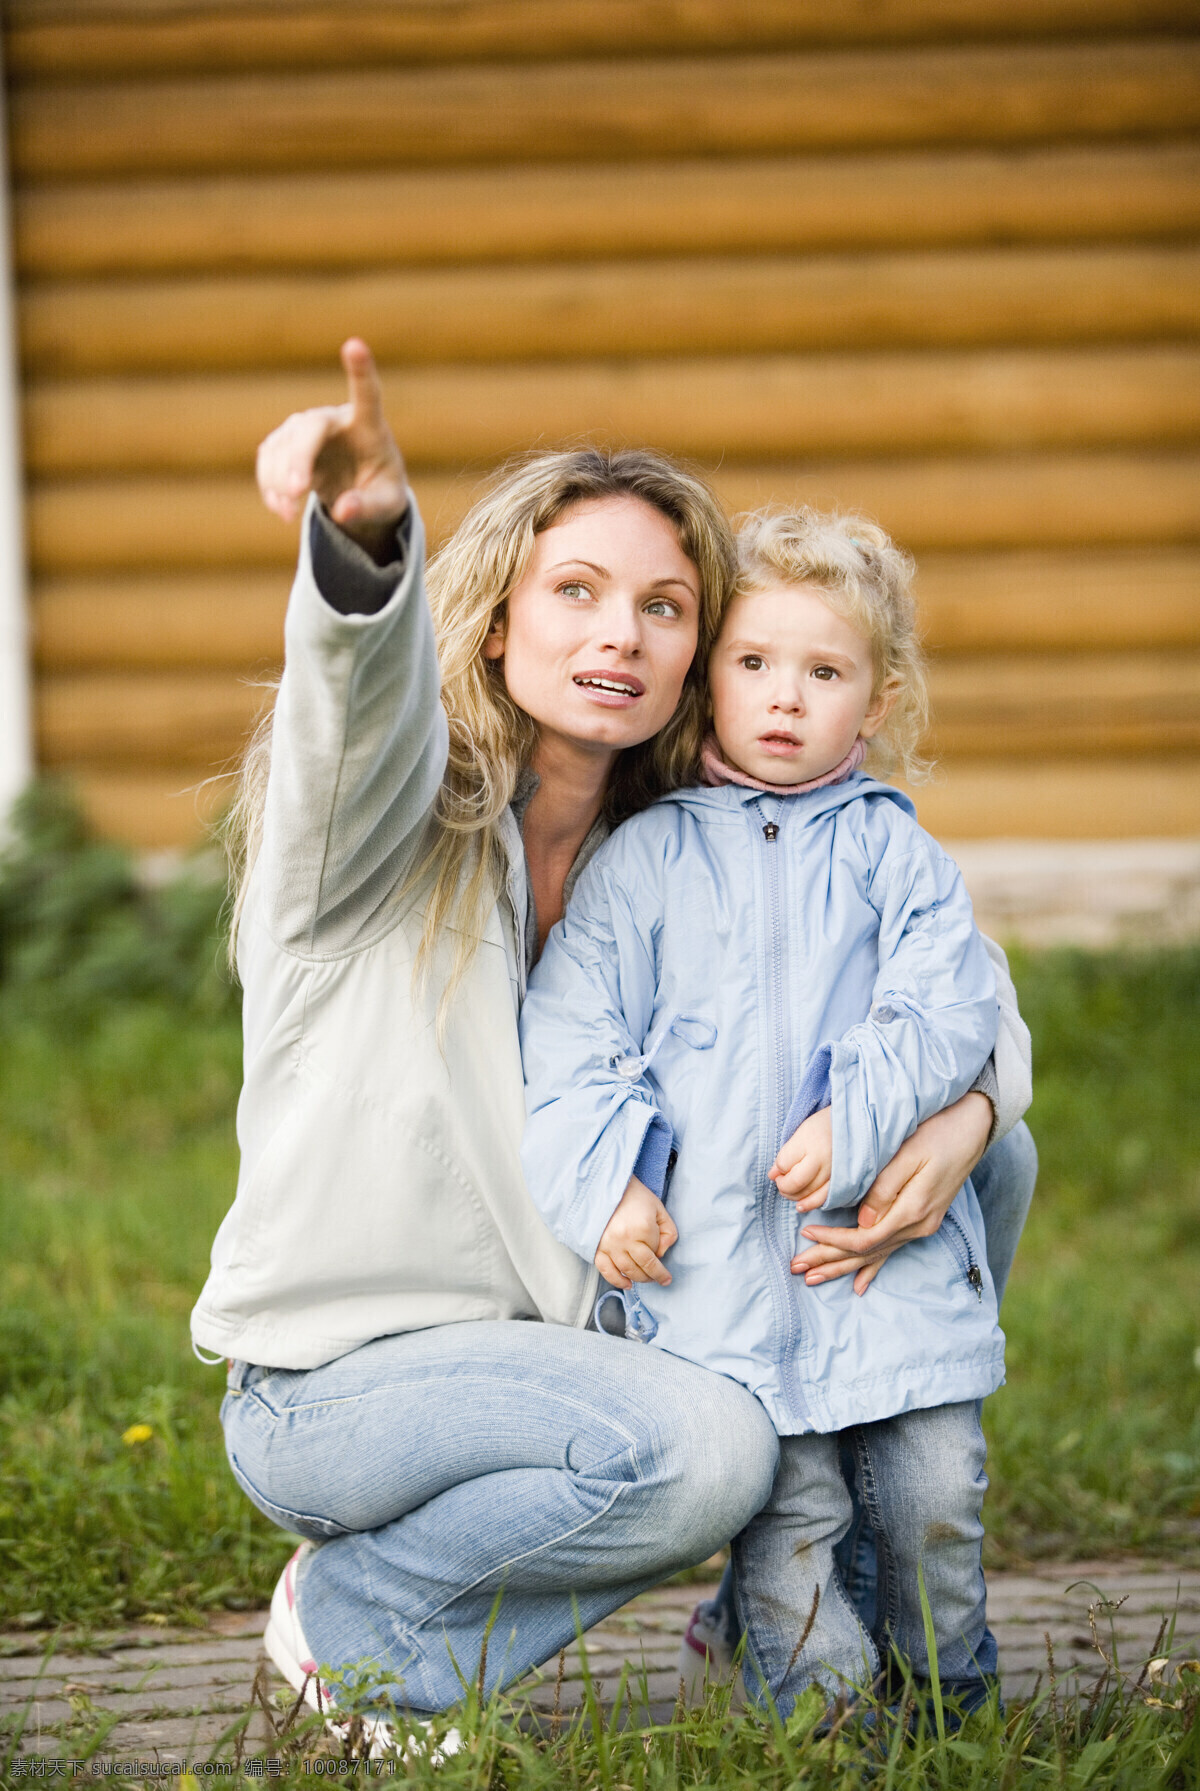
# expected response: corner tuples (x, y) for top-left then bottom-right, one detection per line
(849, 1428), (902, 1645)
(403, 1479), (631, 1637)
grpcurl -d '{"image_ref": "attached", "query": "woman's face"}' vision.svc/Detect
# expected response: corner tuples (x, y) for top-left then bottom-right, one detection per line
(484, 495), (701, 761)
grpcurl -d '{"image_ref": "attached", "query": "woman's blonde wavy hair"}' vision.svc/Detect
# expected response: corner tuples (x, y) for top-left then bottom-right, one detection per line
(226, 446), (737, 1006)
(731, 507), (931, 782)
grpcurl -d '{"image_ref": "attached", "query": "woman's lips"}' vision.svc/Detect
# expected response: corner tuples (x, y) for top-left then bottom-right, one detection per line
(572, 671), (645, 707)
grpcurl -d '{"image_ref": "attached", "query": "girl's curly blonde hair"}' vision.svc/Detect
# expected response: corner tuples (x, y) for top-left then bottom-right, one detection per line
(731, 506), (931, 782)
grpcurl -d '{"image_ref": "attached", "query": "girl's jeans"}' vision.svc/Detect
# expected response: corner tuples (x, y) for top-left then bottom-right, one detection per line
(733, 1402), (994, 1717)
(704, 1119), (1038, 1668)
(220, 1320), (779, 1714)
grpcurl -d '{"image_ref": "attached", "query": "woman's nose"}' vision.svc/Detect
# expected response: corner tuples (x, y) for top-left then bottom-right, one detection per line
(596, 599), (643, 656)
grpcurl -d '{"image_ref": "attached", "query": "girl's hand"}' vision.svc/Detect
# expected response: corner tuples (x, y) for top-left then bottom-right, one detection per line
(595, 1176), (678, 1290)
(770, 1107), (832, 1210)
(255, 338), (409, 563)
(790, 1091), (993, 1296)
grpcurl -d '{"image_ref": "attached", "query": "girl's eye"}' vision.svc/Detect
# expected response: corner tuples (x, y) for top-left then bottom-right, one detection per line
(740, 654), (765, 671)
(812, 665), (838, 681)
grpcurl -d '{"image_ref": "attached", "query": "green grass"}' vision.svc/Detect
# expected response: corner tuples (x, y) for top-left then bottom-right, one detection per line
(4, 1629), (1199, 1789)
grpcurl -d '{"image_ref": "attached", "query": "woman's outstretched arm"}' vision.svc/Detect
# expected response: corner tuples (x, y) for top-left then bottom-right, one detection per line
(246, 341), (450, 960)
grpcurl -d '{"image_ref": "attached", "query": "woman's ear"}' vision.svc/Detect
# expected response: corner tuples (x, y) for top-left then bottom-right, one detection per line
(859, 677), (899, 740)
(482, 610), (506, 661)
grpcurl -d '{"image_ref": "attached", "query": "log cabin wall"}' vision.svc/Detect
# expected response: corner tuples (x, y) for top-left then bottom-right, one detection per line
(5, 0), (1200, 848)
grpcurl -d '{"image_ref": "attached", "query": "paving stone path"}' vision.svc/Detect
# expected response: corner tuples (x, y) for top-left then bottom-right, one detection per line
(4, 1562), (1198, 1768)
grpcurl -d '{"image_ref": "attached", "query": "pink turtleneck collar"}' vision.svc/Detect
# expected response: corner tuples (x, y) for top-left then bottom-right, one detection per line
(700, 732), (867, 796)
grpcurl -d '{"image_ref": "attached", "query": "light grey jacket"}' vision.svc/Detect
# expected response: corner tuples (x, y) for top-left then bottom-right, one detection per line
(190, 499), (597, 1369)
(191, 497), (1030, 1371)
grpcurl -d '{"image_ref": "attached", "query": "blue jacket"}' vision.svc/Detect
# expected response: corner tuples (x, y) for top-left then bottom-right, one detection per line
(520, 774), (1006, 1434)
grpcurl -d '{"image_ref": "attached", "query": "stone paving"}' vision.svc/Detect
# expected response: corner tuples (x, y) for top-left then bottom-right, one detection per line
(4, 1562), (1198, 1767)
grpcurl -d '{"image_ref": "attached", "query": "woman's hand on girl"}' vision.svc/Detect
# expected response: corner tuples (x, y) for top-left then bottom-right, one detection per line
(255, 338), (409, 563)
(595, 1176), (678, 1290)
(789, 1090), (993, 1297)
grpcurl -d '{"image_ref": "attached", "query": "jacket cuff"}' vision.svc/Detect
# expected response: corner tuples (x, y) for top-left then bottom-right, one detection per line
(631, 1113), (675, 1198)
(309, 501), (413, 616)
(780, 1044), (832, 1145)
(969, 1053), (1001, 1143)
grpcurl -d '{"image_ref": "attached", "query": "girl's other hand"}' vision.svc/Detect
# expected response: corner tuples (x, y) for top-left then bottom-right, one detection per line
(770, 1106), (832, 1210)
(790, 1090), (992, 1296)
(595, 1176), (678, 1290)
(255, 338), (409, 563)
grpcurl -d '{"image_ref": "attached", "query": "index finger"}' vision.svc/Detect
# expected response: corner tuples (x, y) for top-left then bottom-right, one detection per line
(341, 337), (385, 431)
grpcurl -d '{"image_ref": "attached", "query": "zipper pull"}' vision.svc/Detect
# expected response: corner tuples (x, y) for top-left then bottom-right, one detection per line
(762, 822), (779, 841)
(968, 1264), (983, 1301)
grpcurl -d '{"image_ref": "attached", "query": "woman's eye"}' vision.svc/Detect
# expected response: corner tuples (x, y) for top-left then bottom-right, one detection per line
(812, 665), (838, 681)
(558, 581), (590, 600)
(644, 598), (680, 619)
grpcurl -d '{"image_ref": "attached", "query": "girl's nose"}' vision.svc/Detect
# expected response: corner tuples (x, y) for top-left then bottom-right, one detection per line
(770, 684), (805, 715)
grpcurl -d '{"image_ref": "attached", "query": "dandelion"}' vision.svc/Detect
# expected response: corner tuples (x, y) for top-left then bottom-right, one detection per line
(122, 1423), (154, 1446)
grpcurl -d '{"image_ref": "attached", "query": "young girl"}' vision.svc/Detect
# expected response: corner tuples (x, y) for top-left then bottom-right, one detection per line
(520, 508), (1007, 1716)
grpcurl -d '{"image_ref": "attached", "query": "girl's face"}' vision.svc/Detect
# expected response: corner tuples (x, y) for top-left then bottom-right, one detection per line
(483, 496), (701, 763)
(708, 582), (894, 786)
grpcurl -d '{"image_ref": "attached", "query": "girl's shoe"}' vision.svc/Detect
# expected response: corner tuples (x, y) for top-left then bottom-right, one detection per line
(676, 1598), (737, 1703)
(263, 1543), (461, 1762)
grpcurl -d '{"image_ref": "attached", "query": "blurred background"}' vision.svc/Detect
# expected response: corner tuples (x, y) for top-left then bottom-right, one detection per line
(0, 0), (1197, 1651)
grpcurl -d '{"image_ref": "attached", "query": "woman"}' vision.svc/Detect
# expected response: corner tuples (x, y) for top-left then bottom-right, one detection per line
(193, 341), (1034, 1722)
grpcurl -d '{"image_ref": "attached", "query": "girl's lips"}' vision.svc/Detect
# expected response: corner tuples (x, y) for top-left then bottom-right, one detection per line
(758, 733), (803, 754)
(572, 671), (645, 707)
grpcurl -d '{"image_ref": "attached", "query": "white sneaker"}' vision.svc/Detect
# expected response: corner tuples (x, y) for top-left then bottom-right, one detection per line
(676, 1599), (738, 1704)
(264, 1544), (393, 1757)
(263, 1543), (461, 1762)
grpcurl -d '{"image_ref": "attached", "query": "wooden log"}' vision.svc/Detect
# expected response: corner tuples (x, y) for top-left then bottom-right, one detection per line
(915, 548), (1200, 650)
(24, 348), (1200, 477)
(926, 650), (1200, 756)
(68, 765), (233, 849)
(31, 570), (291, 668)
(26, 452), (1200, 574)
(8, 0), (1195, 80)
(899, 757), (1200, 838)
(35, 548), (1200, 669)
(23, 244), (1200, 377)
(22, 471), (475, 572)
(35, 651), (1200, 767)
(13, 40), (1200, 180)
(18, 143), (1200, 278)
(36, 669), (270, 763)
(68, 755), (1200, 849)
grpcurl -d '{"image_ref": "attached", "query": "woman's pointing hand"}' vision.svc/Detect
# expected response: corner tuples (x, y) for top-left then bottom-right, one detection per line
(256, 338), (409, 563)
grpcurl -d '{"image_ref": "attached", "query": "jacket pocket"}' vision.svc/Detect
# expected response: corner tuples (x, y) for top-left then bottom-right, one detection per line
(934, 1207), (985, 1302)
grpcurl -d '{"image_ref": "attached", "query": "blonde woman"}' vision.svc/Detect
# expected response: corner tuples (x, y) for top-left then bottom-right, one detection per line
(192, 342), (1034, 1727)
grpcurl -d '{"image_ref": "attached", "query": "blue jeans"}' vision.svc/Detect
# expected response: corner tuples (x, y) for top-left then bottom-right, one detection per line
(733, 1402), (995, 1715)
(704, 1120), (1037, 1664)
(221, 1320), (779, 1714)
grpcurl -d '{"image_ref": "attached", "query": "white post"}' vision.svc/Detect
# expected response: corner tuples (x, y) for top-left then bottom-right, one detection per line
(0, 47), (31, 834)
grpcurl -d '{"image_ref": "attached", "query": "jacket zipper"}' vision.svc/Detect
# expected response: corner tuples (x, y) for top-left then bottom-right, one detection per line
(939, 1207), (984, 1301)
(754, 799), (810, 1427)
